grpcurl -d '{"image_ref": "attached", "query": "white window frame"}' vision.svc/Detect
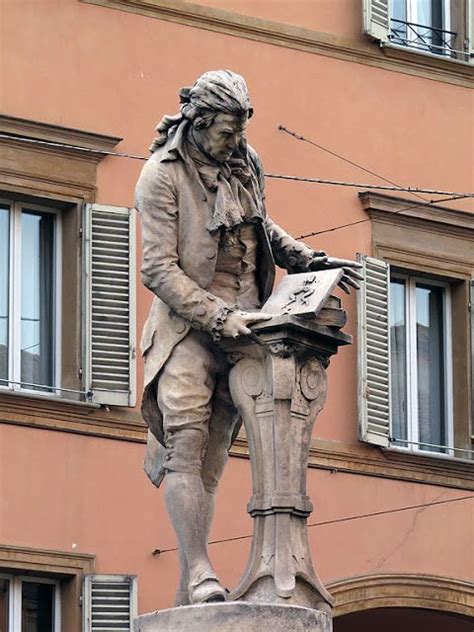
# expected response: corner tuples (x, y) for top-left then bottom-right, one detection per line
(390, 272), (454, 456)
(1, 198), (62, 397)
(396, 0), (452, 55)
(0, 573), (61, 632)
(406, 0), (451, 32)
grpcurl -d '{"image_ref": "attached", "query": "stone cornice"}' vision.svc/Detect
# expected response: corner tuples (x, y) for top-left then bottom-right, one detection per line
(360, 191), (474, 237)
(0, 114), (122, 160)
(0, 543), (95, 575)
(328, 573), (474, 617)
(2, 394), (472, 489)
(230, 435), (474, 491)
(80, 0), (474, 88)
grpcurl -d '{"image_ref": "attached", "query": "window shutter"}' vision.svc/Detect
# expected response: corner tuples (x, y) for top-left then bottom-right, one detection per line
(468, 0), (474, 63)
(363, 0), (391, 42)
(470, 280), (474, 427)
(83, 574), (137, 632)
(84, 204), (136, 407)
(357, 254), (391, 447)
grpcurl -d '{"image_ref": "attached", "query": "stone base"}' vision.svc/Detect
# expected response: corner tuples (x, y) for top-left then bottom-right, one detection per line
(134, 602), (332, 632)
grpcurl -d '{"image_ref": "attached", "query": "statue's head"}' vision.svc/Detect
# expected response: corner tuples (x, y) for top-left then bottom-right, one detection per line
(151, 69), (253, 161)
(184, 70), (253, 163)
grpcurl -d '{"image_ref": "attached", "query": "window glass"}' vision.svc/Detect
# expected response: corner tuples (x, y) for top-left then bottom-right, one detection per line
(0, 205), (9, 383)
(390, 278), (408, 445)
(416, 283), (446, 452)
(21, 581), (54, 632)
(0, 578), (9, 631)
(21, 210), (55, 392)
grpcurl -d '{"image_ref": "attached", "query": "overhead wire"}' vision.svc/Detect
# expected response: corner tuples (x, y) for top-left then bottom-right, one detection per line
(151, 494), (473, 555)
(278, 124), (428, 202)
(275, 124), (472, 239)
(295, 193), (471, 240)
(1, 133), (472, 199)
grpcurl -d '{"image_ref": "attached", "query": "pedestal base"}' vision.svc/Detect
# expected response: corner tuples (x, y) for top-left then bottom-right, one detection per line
(134, 602), (332, 632)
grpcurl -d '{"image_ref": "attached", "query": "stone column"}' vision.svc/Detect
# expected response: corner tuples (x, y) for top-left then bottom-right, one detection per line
(223, 314), (351, 614)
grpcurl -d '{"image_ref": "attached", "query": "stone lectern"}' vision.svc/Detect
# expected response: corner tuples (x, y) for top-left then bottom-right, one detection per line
(136, 271), (352, 631)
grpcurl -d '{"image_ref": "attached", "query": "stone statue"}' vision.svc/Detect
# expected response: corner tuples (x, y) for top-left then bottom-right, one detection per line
(135, 70), (362, 608)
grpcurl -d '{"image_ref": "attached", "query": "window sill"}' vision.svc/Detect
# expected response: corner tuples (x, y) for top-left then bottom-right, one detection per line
(385, 444), (474, 467)
(0, 386), (100, 409)
(0, 390), (146, 442)
(382, 42), (473, 70)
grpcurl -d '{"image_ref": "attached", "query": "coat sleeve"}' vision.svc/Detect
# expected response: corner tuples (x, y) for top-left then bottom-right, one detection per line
(250, 147), (319, 273)
(136, 159), (232, 338)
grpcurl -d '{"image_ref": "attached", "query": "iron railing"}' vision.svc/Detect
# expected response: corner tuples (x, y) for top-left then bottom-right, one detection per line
(389, 18), (459, 58)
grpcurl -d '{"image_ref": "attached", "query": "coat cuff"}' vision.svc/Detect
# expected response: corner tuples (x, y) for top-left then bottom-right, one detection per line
(189, 295), (234, 336)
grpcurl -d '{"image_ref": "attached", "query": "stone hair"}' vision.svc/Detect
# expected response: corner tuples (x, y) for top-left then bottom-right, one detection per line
(150, 70), (252, 153)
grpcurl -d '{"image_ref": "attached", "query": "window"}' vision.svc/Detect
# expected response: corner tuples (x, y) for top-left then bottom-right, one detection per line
(390, 0), (454, 57)
(0, 200), (61, 395)
(363, 0), (473, 62)
(389, 273), (453, 454)
(0, 197), (136, 407)
(0, 575), (61, 632)
(358, 192), (473, 460)
(0, 115), (136, 414)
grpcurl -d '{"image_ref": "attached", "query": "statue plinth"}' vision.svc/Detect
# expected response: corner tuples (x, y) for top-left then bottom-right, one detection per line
(222, 313), (350, 615)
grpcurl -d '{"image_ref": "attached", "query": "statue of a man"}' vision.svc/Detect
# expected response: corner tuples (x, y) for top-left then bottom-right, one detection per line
(136, 70), (361, 607)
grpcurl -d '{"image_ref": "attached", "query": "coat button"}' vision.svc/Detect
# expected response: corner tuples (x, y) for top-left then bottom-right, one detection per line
(205, 247), (216, 259)
(196, 305), (207, 317)
(174, 317), (187, 333)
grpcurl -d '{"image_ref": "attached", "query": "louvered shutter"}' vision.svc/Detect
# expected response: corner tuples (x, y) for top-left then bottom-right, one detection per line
(83, 574), (137, 632)
(357, 254), (391, 447)
(363, 0), (391, 42)
(84, 204), (136, 407)
(470, 280), (474, 426)
(469, 0), (474, 63)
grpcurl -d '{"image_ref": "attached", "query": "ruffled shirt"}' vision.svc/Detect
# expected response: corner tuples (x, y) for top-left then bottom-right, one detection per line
(186, 130), (264, 233)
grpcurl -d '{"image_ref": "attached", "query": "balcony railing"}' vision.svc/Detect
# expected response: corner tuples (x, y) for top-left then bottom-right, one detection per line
(389, 18), (459, 58)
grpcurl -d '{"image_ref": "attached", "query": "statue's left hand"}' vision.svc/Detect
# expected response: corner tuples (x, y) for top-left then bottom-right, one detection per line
(309, 254), (363, 294)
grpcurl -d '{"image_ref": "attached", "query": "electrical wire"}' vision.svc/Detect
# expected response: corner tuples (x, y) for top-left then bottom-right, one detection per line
(151, 493), (473, 555)
(1, 133), (473, 199)
(278, 124), (428, 202)
(295, 193), (471, 240)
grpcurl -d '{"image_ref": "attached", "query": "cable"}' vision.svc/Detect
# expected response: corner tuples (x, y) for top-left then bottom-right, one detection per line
(151, 493), (473, 556)
(1, 133), (473, 198)
(264, 172), (473, 198)
(278, 124), (427, 203)
(295, 193), (471, 240)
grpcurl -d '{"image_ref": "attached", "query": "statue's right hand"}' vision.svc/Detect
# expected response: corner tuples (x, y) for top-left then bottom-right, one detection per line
(222, 311), (272, 339)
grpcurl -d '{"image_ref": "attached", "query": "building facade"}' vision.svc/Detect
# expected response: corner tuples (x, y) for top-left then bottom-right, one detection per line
(0, 0), (473, 629)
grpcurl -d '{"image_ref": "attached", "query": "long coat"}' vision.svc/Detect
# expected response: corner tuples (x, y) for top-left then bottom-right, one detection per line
(135, 122), (314, 482)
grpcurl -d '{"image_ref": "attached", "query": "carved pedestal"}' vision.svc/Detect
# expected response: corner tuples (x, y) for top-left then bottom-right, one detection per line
(222, 314), (351, 612)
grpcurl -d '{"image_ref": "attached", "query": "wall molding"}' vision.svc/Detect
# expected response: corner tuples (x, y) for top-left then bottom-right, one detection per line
(0, 392), (146, 442)
(328, 572), (474, 617)
(360, 192), (474, 239)
(2, 397), (472, 488)
(230, 436), (474, 491)
(0, 543), (95, 576)
(0, 114), (122, 159)
(0, 114), (122, 202)
(80, 0), (474, 88)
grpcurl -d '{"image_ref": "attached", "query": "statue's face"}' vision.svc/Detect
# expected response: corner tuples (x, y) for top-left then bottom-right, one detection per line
(197, 112), (249, 163)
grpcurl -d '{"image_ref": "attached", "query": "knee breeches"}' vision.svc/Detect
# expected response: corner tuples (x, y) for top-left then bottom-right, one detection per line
(157, 330), (238, 491)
